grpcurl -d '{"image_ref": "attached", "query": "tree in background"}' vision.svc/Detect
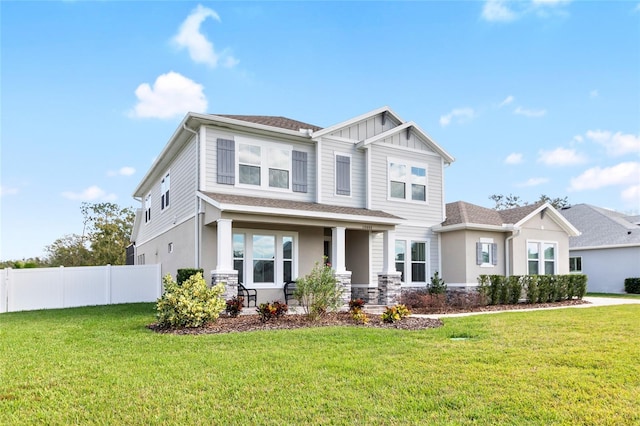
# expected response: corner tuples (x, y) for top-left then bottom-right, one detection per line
(489, 194), (569, 211)
(0, 258), (48, 269)
(45, 202), (135, 266)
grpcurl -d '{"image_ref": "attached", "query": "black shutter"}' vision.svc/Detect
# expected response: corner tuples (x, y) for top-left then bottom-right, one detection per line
(217, 138), (235, 184)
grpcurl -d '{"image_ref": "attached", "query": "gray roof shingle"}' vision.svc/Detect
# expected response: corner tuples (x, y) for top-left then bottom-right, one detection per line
(559, 204), (640, 248)
(214, 115), (323, 132)
(442, 201), (544, 227)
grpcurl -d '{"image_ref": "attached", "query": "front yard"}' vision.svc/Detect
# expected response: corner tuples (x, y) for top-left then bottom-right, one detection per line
(1, 303), (638, 425)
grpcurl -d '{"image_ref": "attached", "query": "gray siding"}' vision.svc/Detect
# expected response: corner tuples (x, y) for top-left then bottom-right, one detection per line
(327, 114), (399, 140)
(203, 126), (316, 202)
(570, 246), (640, 293)
(319, 137), (366, 207)
(369, 143), (444, 224)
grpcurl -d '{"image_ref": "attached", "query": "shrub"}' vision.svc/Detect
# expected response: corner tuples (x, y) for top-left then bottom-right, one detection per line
(523, 275), (539, 304)
(400, 289), (446, 311)
(537, 275), (553, 303)
(447, 289), (486, 309)
(572, 274), (588, 299)
(428, 271), (447, 295)
(506, 276), (523, 304)
(348, 298), (366, 312)
(554, 275), (569, 301)
(294, 260), (343, 320)
(477, 275), (490, 302)
(156, 273), (225, 328)
(624, 278), (640, 294)
(225, 296), (244, 318)
(486, 275), (505, 305)
(256, 301), (288, 323)
(177, 268), (204, 285)
(381, 304), (411, 323)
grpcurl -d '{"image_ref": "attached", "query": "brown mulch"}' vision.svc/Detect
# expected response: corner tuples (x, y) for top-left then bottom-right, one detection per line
(147, 299), (590, 335)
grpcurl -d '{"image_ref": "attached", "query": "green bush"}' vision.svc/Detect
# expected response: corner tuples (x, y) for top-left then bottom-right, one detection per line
(486, 275), (505, 305)
(156, 273), (226, 328)
(554, 275), (569, 301)
(177, 268), (204, 285)
(428, 271), (447, 295)
(506, 276), (523, 304)
(571, 274), (588, 299)
(294, 260), (343, 320)
(624, 278), (640, 294)
(537, 275), (553, 303)
(477, 275), (490, 302)
(524, 275), (539, 304)
(381, 304), (411, 323)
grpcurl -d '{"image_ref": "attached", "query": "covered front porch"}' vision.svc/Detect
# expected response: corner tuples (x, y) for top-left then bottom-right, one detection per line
(198, 192), (404, 305)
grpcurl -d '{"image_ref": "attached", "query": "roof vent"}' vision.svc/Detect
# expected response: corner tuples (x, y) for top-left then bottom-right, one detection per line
(628, 231), (632, 235)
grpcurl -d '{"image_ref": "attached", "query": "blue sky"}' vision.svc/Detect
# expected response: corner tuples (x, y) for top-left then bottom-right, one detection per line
(1, 1), (639, 260)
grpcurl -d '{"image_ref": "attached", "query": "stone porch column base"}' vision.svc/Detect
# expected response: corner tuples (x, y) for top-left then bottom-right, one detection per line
(211, 270), (239, 301)
(334, 271), (352, 306)
(378, 272), (402, 306)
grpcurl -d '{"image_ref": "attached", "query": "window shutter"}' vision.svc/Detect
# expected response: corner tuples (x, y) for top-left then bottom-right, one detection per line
(491, 243), (498, 265)
(292, 150), (308, 193)
(336, 155), (350, 196)
(217, 138), (235, 184)
(476, 242), (482, 265)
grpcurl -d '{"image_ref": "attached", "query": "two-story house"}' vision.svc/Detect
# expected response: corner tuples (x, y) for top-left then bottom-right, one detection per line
(130, 107), (455, 304)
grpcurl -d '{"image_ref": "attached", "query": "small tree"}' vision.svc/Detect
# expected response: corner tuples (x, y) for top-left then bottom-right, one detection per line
(427, 271), (447, 295)
(294, 260), (343, 320)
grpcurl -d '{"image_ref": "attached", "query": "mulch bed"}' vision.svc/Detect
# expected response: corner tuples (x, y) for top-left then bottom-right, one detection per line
(147, 299), (590, 335)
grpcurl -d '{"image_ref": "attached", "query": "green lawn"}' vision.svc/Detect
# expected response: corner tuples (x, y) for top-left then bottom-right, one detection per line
(1, 304), (639, 425)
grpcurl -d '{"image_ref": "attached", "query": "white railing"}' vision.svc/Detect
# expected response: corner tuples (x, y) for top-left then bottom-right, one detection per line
(0, 264), (162, 313)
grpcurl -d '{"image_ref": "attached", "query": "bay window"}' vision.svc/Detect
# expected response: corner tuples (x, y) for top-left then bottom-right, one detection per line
(233, 230), (297, 287)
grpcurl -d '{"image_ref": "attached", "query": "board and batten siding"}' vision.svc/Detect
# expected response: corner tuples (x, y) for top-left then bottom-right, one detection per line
(202, 126), (316, 203)
(327, 114), (399, 141)
(136, 136), (197, 245)
(369, 143), (444, 224)
(319, 137), (366, 208)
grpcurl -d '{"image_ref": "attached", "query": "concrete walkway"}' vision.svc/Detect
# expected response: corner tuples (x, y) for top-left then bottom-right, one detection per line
(411, 296), (640, 319)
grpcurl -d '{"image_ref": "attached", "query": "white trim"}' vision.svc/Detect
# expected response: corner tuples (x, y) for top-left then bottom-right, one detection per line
(526, 239), (558, 275)
(365, 145), (371, 210)
(570, 243), (640, 251)
(433, 223), (511, 233)
(199, 126), (206, 191)
(316, 138), (323, 204)
(334, 151), (352, 197)
(387, 157), (429, 205)
(235, 137), (294, 192)
(516, 203), (581, 237)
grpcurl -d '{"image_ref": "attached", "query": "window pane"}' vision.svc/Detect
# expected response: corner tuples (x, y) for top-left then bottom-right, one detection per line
(482, 243), (491, 264)
(576, 257), (582, 271)
(253, 260), (274, 283)
(389, 163), (406, 181)
(390, 181), (406, 198)
(411, 263), (426, 282)
(527, 243), (539, 260)
(395, 240), (406, 261)
(234, 260), (244, 284)
(411, 167), (426, 184)
(239, 165), (260, 185)
(253, 235), (275, 259)
(543, 244), (555, 260)
(283, 237), (293, 260)
(411, 242), (425, 262)
(239, 144), (260, 165)
(269, 148), (290, 169)
(544, 261), (555, 275)
(411, 184), (426, 201)
(233, 234), (244, 258)
(269, 169), (289, 188)
(395, 262), (405, 282)
(528, 260), (539, 275)
(283, 261), (292, 283)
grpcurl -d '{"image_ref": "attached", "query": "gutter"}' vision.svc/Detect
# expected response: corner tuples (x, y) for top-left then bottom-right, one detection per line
(182, 124), (200, 269)
(505, 226), (521, 277)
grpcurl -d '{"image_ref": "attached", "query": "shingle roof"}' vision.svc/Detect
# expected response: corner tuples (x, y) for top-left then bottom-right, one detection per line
(201, 192), (401, 220)
(442, 201), (544, 227)
(559, 204), (640, 248)
(214, 115), (323, 132)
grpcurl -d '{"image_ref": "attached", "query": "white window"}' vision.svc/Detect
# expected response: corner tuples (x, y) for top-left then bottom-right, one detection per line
(233, 230), (297, 288)
(238, 142), (293, 190)
(161, 172), (170, 210)
(144, 194), (151, 223)
(335, 153), (351, 196)
(388, 159), (427, 202)
(395, 239), (428, 285)
(569, 256), (582, 273)
(528, 241), (557, 275)
(477, 238), (498, 267)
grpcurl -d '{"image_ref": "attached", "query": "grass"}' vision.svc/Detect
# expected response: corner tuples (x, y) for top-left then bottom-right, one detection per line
(587, 292), (640, 299)
(1, 303), (639, 425)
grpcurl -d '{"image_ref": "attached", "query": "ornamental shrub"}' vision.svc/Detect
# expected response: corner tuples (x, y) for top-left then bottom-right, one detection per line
(477, 275), (490, 302)
(571, 274), (588, 299)
(506, 276), (523, 304)
(348, 298), (366, 312)
(294, 260), (343, 320)
(256, 300), (288, 323)
(381, 304), (411, 323)
(624, 277), (640, 294)
(523, 275), (539, 304)
(428, 271), (447, 295)
(156, 273), (226, 328)
(177, 268), (204, 285)
(225, 296), (244, 317)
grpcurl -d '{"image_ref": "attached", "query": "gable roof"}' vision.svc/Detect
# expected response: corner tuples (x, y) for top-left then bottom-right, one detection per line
(311, 106), (403, 138)
(214, 115), (322, 132)
(436, 200), (579, 236)
(559, 204), (640, 248)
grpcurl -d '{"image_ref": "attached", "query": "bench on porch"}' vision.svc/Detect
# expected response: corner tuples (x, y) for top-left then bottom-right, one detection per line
(238, 283), (257, 307)
(284, 281), (297, 305)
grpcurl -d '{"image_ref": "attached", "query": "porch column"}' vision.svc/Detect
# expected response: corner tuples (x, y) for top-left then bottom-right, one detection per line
(211, 218), (238, 301)
(332, 226), (351, 304)
(378, 229), (402, 305)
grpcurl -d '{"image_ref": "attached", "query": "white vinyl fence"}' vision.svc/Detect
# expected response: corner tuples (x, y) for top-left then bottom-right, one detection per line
(0, 264), (162, 313)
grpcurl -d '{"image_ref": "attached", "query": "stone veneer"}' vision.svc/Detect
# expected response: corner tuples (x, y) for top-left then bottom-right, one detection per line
(334, 271), (352, 306)
(377, 272), (402, 305)
(351, 286), (380, 304)
(211, 270), (239, 301)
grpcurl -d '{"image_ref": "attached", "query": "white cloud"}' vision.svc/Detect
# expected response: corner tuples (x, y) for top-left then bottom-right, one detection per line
(538, 147), (588, 166)
(439, 107), (475, 127)
(516, 177), (550, 187)
(504, 153), (523, 165)
(172, 4), (238, 68)
(622, 184), (640, 205)
(589, 89), (599, 98)
(498, 95), (515, 108)
(569, 162), (640, 191)
(571, 135), (584, 144)
(107, 166), (136, 177)
(514, 106), (547, 117)
(481, 0), (517, 22)
(62, 185), (117, 202)
(0, 185), (19, 196)
(634, 3), (640, 13)
(532, 0), (571, 5)
(585, 130), (640, 157)
(129, 71), (207, 119)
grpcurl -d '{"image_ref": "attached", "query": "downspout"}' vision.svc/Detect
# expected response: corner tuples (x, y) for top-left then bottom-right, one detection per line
(183, 123), (200, 269)
(505, 227), (521, 277)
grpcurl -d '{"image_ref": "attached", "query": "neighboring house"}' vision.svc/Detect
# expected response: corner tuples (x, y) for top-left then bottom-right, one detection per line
(559, 204), (640, 293)
(433, 201), (580, 288)
(130, 107), (455, 304)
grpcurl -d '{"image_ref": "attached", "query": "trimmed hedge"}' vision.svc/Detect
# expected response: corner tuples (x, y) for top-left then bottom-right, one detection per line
(624, 277), (640, 294)
(177, 268), (204, 285)
(477, 274), (588, 305)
